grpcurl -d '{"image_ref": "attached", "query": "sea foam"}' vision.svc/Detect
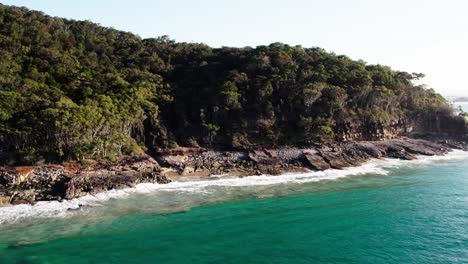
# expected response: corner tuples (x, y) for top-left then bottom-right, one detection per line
(1, 149), (467, 225)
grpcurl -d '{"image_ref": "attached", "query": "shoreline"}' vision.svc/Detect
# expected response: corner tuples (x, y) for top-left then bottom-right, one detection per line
(1, 137), (467, 208)
(1, 147), (468, 226)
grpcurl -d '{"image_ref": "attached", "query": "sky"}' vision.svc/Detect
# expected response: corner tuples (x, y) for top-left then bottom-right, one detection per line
(2, 0), (467, 97)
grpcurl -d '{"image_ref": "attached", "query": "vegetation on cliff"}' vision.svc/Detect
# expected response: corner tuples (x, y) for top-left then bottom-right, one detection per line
(0, 4), (465, 164)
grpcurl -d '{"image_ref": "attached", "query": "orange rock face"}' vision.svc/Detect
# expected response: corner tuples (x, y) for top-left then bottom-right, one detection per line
(64, 166), (81, 174)
(14, 166), (35, 177)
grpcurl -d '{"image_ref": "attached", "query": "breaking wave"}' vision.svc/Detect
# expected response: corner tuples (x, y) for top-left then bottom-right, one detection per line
(1, 149), (467, 226)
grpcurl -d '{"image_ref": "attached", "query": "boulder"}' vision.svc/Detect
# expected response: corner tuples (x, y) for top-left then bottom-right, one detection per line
(358, 143), (384, 158)
(385, 146), (416, 160)
(0, 167), (35, 186)
(64, 174), (137, 199)
(182, 166), (195, 175)
(319, 151), (353, 169)
(304, 154), (331, 170)
(10, 190), (36, 205)
(156, 175), (172, 184)
(0, 195), (11, 207)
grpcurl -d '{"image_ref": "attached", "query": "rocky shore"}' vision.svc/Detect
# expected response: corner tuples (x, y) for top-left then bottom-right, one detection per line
(1, 137), (467, 207)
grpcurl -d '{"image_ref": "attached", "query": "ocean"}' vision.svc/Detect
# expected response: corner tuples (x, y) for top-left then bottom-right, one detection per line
(0, 151), (467, 263)
(456, 102), (468, 112)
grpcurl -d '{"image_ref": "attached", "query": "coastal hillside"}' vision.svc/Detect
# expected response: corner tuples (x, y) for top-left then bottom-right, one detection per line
(0, 4), (465, 164)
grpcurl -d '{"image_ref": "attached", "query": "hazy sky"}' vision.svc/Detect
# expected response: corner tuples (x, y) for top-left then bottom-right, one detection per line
(2, 0), (467, 96)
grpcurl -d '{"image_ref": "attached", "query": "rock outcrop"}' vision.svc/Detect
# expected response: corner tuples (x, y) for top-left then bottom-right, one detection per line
(0, 155), (171, 205)
(304, 154), (331, 170)
(0, 138), (466, 207)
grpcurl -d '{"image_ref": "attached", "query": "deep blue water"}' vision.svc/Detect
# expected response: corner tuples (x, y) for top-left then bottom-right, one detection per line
(0, 151), (467, 264)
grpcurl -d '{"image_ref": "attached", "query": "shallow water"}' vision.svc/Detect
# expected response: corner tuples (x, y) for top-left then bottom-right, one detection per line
(0, 151), (467, 263)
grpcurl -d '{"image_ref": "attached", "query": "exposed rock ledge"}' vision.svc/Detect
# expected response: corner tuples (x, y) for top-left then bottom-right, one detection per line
(0, 138), (466, 207)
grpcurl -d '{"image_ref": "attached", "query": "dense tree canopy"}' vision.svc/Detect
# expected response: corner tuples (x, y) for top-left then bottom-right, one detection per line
(0, 4), (464, 164)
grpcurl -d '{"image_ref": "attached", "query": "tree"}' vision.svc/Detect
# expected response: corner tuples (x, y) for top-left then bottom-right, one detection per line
(0, 3), (462, 164)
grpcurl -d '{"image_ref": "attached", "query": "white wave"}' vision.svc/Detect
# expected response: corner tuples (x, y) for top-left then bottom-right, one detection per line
(1, 149), (467, 225)
(382, 149), (468, 167)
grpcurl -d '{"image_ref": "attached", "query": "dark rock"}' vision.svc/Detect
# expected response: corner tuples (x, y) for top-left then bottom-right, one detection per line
(385, 146), (416, 160)
(156, 175), (172, 184)
(64, 173), (138, 199)
(318, 151), (353, 169)
(10, 190), (36, 205)
(257, 164), (282, 175)
(0, 137), (465, 206)
(354, 143), (384, 158)
(304, 154), (331, 170)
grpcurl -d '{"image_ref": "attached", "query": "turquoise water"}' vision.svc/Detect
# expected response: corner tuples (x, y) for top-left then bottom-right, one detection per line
(0, 152), (468, 263)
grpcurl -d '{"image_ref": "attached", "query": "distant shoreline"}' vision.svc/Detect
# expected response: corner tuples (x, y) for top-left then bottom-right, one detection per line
(449, 99), (468, 103)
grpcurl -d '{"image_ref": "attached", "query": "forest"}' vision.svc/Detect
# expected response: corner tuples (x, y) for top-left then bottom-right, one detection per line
(0, 4), (465, 164)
